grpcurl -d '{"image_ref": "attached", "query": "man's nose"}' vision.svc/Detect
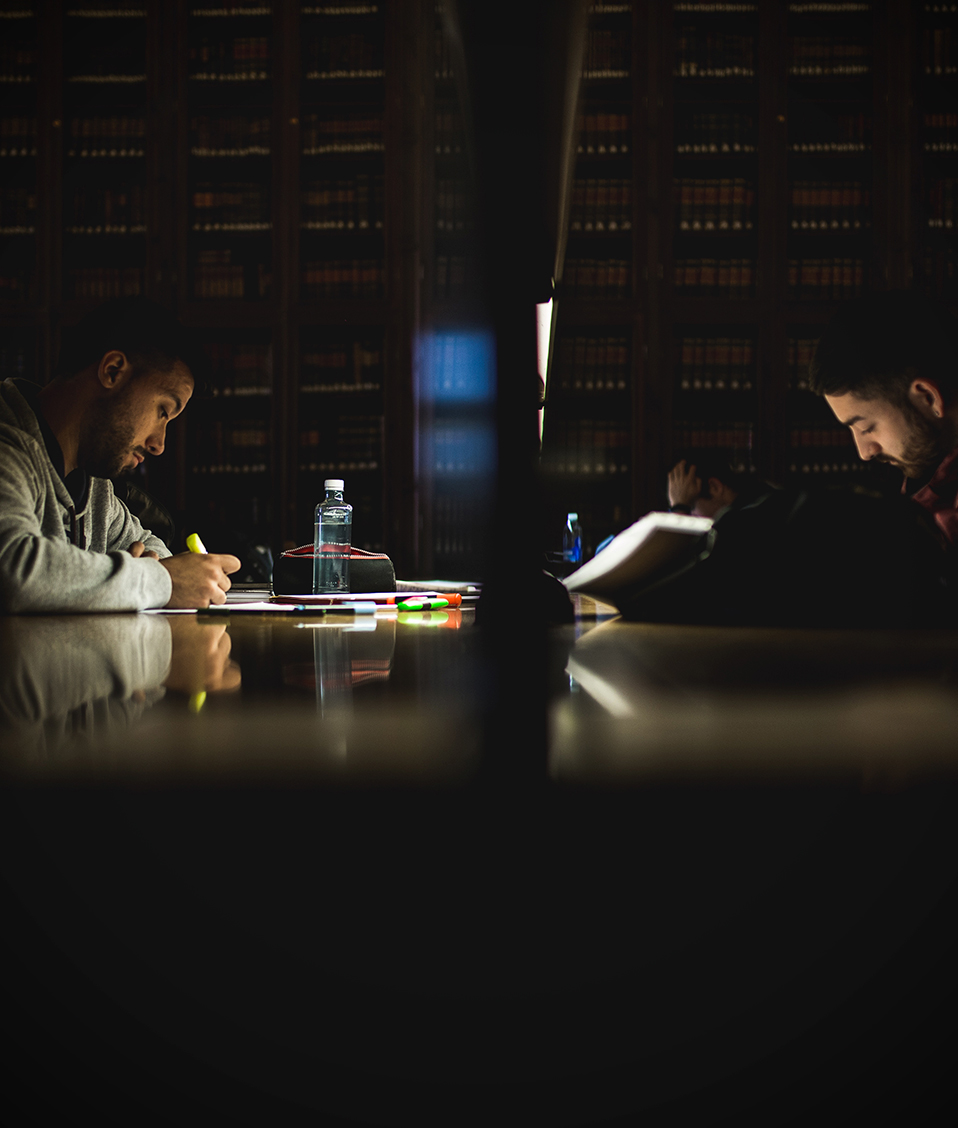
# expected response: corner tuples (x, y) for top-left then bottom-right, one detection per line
(146, 424), (167, 456)
(853, 432), (879, 460)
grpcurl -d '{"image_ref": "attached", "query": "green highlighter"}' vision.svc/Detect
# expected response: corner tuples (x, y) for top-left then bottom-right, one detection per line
(396, 597), (449, 612)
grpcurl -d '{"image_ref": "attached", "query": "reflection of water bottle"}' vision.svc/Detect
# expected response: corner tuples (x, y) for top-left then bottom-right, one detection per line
(563, 511), (582, 564)
(313, 479), (353, 594)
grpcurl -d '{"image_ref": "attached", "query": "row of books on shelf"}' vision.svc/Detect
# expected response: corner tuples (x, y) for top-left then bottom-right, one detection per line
(299, 417), (382, 471)
(789, 37), (871, 75)
(189, 38), (270, 80)
(789, 181), (870, 229)
(68, 186), (145, 233)
(432, 427), (495, 478)
(923, 27), (956, 75)
(569, 179), (632, 233)
(675, 179), (754, 232)
(0, 116), (34, 157)
(789, 425), (852, 448)
(790, 112), (870, 151)
(582, 30), (630, 78)
(303, 113), (383, 154)
(192, 186), (268, 228)
(676, 337), (755, 391)
(204, 342), (271, 394)
(673, 421), (754, 452)
(676, 112), (754, 154)
(68, 116), (145, 157)
(434, 110), (465, 156)
(0, 45), (35, 80)
(924, 113), (958, 151)
(434, 27), (455, 82)
(563, 259), (631, 298)
(673, 258), (754, 298)
(302, 175), (384, 229)
(70, 267), (143, 299)
(192, 115), (269, 156)
(789, 459), (859, 475)
(191, 421), (270, 475)
(674, 32), (754, 78)
(304, 34), (383, 79)
(788, 258), (864, 299)
(553, 336), (630, 393)
(432, 496), (478, 562)
(575, 113), (630, 155)
(0, 188), (36, 230)
(434, 255), (471, 300)
(301, 341), (382, 392)
(927, 178), (958, 228)
(541, 421), (632, 476)
(194, 251), (271, 298)
(302, 259), (384, 298)
(435, 180), (472, 233)
(787, 338), (816, 390)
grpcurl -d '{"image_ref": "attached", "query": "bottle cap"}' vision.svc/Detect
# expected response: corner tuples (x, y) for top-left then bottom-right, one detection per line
(325, 479), (345, 489)
(567, 512), (578, 522)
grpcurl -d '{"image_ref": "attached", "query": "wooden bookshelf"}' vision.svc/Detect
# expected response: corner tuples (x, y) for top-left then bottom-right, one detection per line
(2, 1), (953, 575)
(0, 0), (423, 575)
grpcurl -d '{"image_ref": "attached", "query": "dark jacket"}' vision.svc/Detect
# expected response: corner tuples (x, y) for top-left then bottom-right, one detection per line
(619, 484), (954, 629)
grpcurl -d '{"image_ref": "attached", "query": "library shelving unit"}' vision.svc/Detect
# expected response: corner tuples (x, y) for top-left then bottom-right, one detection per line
(542, 1), (642, 558)
(0, 2), (946, 572)
(666, 0), (761, 504)
(178, 0), (277, 554)
(296, 1), (388, 553)
(61, 1), (148, 313)
(647, 0), (909, 511)
(917, 2), (958, 312)
(416, 2), (488, 577)
(781, 0), (898, 491)
(0, 2), (38, 381)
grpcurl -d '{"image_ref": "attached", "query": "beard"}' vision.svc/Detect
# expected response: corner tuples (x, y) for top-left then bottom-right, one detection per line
(76, 390), (143, 479)
(879, 403), (954, 480)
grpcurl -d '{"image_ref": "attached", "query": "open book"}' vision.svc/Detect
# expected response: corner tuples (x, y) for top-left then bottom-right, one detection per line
(562, 511), (713, 603)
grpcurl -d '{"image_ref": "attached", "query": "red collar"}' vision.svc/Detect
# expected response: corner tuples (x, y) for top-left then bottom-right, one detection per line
(910, 447), (958, 508)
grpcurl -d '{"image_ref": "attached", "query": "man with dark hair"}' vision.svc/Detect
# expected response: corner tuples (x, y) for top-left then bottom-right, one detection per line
(0, 297), (239, 612)
(666, 457), (754, 519)
(809, 290), (958, 542)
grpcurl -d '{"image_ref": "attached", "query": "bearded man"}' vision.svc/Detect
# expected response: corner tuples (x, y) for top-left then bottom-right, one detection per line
(0, 298), (239, 613)
(810, 291), (958, 544)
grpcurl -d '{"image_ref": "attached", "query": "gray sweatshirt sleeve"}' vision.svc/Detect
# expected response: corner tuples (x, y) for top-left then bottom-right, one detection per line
(0, 447), (173, 613)
(100, 482), (173, 560)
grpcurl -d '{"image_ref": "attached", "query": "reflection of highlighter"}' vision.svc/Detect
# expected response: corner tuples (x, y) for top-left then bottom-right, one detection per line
(188, 691), (206, 714)
(186, 533), (207, 554)
(397, 611), (449, 627)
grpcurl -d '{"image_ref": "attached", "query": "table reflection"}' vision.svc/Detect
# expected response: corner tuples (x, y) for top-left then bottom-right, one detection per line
(553, 619), (958, 782)
(0, 613), (241, 768)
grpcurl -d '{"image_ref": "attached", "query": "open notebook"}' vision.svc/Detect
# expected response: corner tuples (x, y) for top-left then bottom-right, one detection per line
(562, 512), (713, 603)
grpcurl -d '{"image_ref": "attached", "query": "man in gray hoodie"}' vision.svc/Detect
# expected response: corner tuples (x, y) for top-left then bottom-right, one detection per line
(0, 298), (240, 613)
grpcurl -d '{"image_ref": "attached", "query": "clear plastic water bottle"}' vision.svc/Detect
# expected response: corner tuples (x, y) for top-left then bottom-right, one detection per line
(563, 511), (582, 564)
(313, 479), (353, 594)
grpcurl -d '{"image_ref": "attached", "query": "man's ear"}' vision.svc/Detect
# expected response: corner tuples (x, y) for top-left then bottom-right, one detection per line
(908, 374), (946, 420)
(97, 349), (133, 391)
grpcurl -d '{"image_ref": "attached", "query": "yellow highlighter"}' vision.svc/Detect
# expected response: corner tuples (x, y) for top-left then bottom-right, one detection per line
(186, 533), (209, 714)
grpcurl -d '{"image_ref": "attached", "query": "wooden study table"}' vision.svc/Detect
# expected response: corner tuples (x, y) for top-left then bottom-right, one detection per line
(2, 597), (958, 1123)
(4, 593), (958, 783)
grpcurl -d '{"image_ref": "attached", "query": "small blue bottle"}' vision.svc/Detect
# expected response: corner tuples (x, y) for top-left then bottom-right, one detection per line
(313, 479), (353, 594)
(563, 511), (582, 564)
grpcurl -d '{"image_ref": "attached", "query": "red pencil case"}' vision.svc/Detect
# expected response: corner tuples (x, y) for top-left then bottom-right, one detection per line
(272, 544), (396, 595)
